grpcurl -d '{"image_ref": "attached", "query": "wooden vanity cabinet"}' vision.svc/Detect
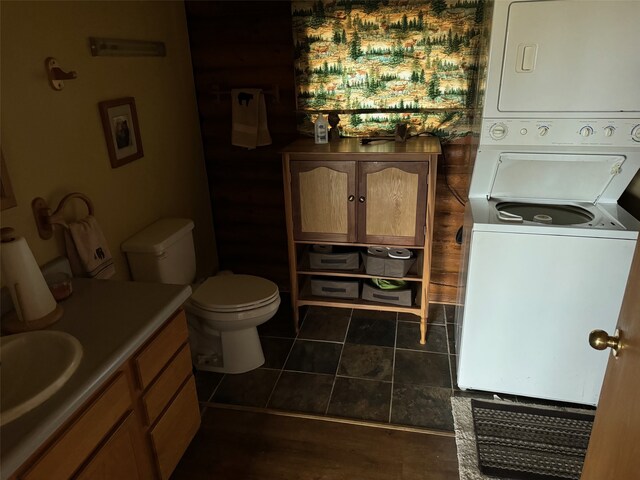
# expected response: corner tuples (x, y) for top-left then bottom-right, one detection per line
(14, 309), (199, 480)
(20, 372), (147, 480)
(74, 411), (146, 480)
(282, 138), (440, 344)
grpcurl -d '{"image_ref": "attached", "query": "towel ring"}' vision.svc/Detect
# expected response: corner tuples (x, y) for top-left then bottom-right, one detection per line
(32, 192), (95, 240)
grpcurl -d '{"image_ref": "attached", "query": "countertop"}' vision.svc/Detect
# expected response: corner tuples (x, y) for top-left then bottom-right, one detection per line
(0, 278), (191, 479)
(281, 136), (442, 156)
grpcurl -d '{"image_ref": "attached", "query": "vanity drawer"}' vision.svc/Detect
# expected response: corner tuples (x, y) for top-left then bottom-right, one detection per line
(142, 342), (192, 426)
(134, 309), (188, 389)
(21, 372), (131, 480)
(149, 375), (200, 480)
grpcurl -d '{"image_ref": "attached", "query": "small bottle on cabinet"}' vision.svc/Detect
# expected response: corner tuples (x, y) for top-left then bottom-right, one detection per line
(314, 114), (328, 144)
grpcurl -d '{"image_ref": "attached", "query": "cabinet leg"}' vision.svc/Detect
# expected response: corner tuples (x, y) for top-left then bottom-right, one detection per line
(420, 317), (427, 345)
(292, 305), (300, 334)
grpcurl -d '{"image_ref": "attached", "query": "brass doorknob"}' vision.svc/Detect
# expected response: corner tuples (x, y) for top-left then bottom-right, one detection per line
(589, 329), (621, 357)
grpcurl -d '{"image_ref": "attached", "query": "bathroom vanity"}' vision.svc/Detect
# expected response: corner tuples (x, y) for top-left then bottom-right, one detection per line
(0, 279), (198, 480)
(282, 137), (440, 343)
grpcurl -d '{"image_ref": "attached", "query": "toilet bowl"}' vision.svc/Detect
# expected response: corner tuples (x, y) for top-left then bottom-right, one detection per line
(121, 218), (281, 375)
(185, 274), (281, 374)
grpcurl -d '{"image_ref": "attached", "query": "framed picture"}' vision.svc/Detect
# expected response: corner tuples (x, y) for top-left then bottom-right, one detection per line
(98, 97), (143, 168)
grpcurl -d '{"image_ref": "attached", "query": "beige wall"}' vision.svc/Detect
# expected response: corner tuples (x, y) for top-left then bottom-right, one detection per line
(1, 0), (217, 280)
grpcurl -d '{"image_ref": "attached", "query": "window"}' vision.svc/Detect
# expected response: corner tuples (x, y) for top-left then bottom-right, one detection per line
(292, 0), (483, 139)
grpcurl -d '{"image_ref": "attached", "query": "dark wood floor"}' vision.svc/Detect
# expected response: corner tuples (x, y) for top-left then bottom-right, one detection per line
(172, 406), (459, 479)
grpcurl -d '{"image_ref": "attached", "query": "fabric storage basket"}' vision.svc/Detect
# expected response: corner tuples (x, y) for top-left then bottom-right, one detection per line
(310, 277), (359, 299)
(362, 282), (412, 306)
(361, 252), (415, 278)
(309, 250), (359, 270)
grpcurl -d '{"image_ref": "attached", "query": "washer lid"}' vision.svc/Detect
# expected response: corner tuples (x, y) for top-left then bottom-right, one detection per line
(190, 275), (279, 311)
(488, 153), (629, 203)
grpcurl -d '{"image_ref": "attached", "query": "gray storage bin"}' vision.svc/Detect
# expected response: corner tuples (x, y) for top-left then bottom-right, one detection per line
(309, 250), (359, 270)
(361, 252), (415, 278)
(362, 282), (412, 306)
(310, 277), (359, 299)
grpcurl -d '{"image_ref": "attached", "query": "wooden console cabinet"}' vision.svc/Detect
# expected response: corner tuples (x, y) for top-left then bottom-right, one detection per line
(14, 309), (199, 480)
(282, 137), (440, 343)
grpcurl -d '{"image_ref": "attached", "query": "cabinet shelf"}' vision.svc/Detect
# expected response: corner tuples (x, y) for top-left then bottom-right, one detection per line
(298, 281), (421, 314)
(297, 249), (422, 282)
(294, 240), (425, 250)
(297, 269), (422, 282)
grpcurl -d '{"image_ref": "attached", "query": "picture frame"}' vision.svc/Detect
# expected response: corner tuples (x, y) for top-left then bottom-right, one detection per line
(98, 97), (143, 168)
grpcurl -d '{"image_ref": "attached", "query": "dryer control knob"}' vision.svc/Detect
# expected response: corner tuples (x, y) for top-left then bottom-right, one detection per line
(538, 126), (549, 136)
(580, 126), (594, 137)
(632, 125), (640, 143)
(604, 126), (615, 137)
(489, 123), (508, 140)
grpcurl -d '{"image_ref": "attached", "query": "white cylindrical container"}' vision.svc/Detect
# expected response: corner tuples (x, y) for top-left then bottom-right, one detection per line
(0, 228), (57, 323)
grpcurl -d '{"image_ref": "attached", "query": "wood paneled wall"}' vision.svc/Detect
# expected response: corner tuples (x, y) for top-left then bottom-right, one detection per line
(185, 1), (473, 304)
(185, 1), (298, 286)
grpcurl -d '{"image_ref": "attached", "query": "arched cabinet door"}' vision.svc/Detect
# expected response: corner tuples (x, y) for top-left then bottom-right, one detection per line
(290, 160), (357, 243)
(357, 162), (428, 246)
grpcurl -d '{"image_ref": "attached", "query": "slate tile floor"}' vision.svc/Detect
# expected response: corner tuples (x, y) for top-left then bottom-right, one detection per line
(195, 296), (474, 432)
(194, 296), (595, 433)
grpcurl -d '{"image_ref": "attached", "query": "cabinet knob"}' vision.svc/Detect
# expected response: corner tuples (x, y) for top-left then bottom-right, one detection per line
(359, 196), (366, 203)
(348, 195), (355, 202)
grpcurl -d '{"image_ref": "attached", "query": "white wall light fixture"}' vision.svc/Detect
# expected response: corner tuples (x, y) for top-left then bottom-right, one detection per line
(89, 37), (166, 57)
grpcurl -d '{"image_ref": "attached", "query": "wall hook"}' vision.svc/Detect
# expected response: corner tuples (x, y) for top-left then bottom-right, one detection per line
(46, 57), (77, 91)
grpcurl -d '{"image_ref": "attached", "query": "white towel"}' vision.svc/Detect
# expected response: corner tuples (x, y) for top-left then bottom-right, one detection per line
(64, 215), (115, 279)
(231, 88), (272, 149)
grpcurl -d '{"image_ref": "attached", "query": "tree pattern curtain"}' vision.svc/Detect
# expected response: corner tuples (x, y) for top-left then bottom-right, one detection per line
(292, 0), (484, 140)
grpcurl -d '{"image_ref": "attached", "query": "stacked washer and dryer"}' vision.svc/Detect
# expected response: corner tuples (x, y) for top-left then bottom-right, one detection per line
(455, 0), (640, 405)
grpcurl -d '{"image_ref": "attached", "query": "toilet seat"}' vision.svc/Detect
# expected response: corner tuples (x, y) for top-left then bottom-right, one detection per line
(190, 274), (279, 313)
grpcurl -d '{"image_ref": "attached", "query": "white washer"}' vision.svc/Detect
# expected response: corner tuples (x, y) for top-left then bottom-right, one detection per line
(455, 0), (640, 405)
(456, 151), (639, 405)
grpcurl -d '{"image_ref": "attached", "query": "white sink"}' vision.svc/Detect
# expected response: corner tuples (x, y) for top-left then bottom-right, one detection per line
(0, 331), (83, 426)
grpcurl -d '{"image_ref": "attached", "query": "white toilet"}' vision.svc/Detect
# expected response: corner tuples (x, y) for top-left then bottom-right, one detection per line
(121, 218), (280, 374)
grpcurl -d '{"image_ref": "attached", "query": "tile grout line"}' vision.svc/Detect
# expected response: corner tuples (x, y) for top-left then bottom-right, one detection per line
(207, 373), (226, 403)
(264, 307), (307, 408)
(444, 305), (456, 394)
(324, 309), (352, 416)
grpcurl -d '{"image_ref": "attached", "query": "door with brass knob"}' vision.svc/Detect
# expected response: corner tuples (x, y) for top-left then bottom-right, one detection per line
(581, 240), (640, 480)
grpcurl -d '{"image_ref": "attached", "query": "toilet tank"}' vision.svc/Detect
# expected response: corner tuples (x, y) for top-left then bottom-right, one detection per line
(121, 218), (195, 284)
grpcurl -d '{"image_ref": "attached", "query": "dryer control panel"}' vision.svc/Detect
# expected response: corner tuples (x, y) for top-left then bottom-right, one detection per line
(482, 119), (640, 147)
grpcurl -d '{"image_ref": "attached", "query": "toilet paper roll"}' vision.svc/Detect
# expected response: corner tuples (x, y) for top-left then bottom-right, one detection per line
(387, 248), (412, 259)
(1, 235), (57, 322)
(367, 246), (389, 257)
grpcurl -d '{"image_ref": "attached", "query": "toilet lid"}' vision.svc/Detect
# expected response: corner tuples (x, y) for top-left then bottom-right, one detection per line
(190, 275), (279, 312)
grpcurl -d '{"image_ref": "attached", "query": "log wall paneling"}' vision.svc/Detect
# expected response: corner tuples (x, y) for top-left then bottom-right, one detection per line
(185, 1), (298, 288)
(185, 2), (474, 304)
